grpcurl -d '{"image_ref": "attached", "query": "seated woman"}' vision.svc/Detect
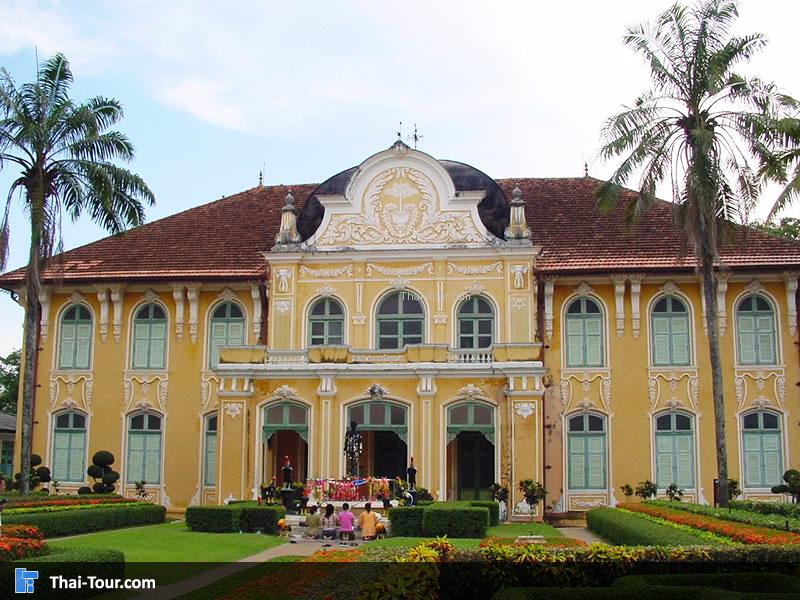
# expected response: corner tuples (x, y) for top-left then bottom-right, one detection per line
(321, 503), (338, 540)
(337, 503), (356, 542)
(358, 502), (380, 541)
(303, 505), (321, 538)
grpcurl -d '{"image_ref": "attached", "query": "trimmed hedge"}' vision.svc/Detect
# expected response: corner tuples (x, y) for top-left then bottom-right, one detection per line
(422, 506), (488, 538)
(185, 505), (243, 533)
(468, 501), (500, 526)
(387, 506), (425, 536)
(240, 506), (286, 534)
(648, 499), (800, 535)
(731, 499), (800, 520)
(185, 504), (286, 533)
(4, 503), (166, 537)
(586, 508), (710, 546)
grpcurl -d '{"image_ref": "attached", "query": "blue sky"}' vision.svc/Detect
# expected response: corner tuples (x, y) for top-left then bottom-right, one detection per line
(0, 0), (798, 355)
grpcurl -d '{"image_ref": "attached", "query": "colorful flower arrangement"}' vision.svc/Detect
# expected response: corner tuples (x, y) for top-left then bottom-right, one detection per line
(479, 536), (587, 549)
(6, 501), (142, 515)
(6, 497), (132, 510)
(0, 537), (48, 562)
(1, 525), (44, 540)
(623, 502), (800, 545)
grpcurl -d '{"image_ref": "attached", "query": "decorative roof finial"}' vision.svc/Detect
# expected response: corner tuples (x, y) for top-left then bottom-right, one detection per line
(504, 185), (532, 244)
(258, 170), (263, 187)
(274, 190), (301, 247)
(584, 162), (589, 178)
(407, 123), (424, 149)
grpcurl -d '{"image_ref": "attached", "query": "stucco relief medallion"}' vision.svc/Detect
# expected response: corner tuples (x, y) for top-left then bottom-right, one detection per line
(224, 403), (243, 418)
(515, 402), (535, 419)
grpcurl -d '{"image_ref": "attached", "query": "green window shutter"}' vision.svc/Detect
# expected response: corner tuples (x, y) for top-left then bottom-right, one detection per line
(674, 434), (694, 487)
(133, 323), (150, 368)
(128, 432), (145, 483)
(566, 318), (585, 366)
(587, 448), (605, 488)
(228, 322), (245, 345)
(568, 436), (586, 488)
(52, 432), (70, 481)
(150, 322), (166, 369)
(75, 324), (91, 369)
(757, 332), (775, 364)
(738, 315), (756, 364)
(68, 432), (86, 482)
(144, 433), (161, 484)
(655, 434), (673, 487)
(584, 318), (603, 366)
(204, 432), (217, 486)
(761, 432), (782, 486)
(743, 433), (762, 486)
(671, 316), (690, 365)
(652, 333), (671, 366)
(59, 323), (76, 369)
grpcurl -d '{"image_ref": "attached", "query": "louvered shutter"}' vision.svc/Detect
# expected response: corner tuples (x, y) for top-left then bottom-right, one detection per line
(738, 315), (756, 364)
(652, 316), (671, 364)
(228, 321), (245, 345)
(210, 322), (228, 366)
(68, 432), (85, 482)
(204, 433), (217, 486)
(674, 434), (694, 487)
(743, 433), (762, 486)
(761, 432), (782, 486)
(584, 318), (603, 366)
(59, 324), (76, 369)
(566, 319), (584, 366)
(144, 433), (161, 484)
(75, 323), (91, 369)
(149, 322), (166, 369)
(133, 323), (150, 368)
(568, 437), (586, 488)
(671, 316), (690, 365)
(52, 431), (69, 481)
(756, 315), (775, 364)
(587, 436), (606, 488)
(655, 435), (673, 487)
(128, 433), (145, 482)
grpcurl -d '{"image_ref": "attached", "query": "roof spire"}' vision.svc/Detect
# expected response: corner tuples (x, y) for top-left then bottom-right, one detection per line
(258, 170), (263, 187)
(274, 190), (301, 248)
(584, 162), (589, 178)
(504, 185), (532, 244)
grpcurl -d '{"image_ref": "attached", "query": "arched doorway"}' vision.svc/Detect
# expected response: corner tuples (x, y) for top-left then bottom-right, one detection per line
(347, 401), (408, 478)
(446, 402), (495, 500)
(262, 402), (309, 485)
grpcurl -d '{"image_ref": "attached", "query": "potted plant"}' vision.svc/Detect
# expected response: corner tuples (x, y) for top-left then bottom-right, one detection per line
(635, 480), (657, 500)
(518, 480), (546, 515)
(620, 484), (634, 501)
(665, 483), (684, 502)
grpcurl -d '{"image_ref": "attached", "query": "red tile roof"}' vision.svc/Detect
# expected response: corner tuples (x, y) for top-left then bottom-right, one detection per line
(0, 177), (798, 288)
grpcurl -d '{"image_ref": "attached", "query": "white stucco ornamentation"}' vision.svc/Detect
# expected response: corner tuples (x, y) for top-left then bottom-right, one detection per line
(447, 262), (503, 275)
(515, 402), (535, 419)
(299, 265), (353, 279)
(366, 263), (433, 277)
(224, 403), (243, 418)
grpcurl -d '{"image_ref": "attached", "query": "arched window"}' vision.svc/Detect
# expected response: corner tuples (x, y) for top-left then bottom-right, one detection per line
(127, 412), (162, 484)
(51, 411), (86, 482)
(742, 410), (783, 488)
(446, 402), (495, 443)
(654, 412), (694, 488)
(58, 304), (92, 370)
(264, 402), (309, 443)
(736, 294), (777, 365)
(132, 303), (167, 370)
(308, 298), (345, 346)
(203, 414), (217, 487)
(208, 302), (245, 367)
(567, 413), (606, 490)
(457, 296), (494, 349)
(376, 291), (424, 350)
(565, 297), (604, 368)
(651, 296), (690, 366)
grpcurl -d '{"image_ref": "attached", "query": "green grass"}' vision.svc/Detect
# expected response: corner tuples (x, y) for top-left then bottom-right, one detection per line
(369, 536), (482, 549)
(486, 522), (561, 538)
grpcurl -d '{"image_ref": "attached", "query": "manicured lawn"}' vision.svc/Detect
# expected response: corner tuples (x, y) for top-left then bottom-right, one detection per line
(487, 522), (561, 538)
(370, 536), (481, 549)
(48, 521), (286, 562)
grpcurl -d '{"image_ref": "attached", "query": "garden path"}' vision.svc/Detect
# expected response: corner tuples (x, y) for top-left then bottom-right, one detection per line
(556, 526), (606, 544)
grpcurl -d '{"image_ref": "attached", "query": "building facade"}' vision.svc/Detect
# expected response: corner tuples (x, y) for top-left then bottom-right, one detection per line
(2, 142), (799, 515)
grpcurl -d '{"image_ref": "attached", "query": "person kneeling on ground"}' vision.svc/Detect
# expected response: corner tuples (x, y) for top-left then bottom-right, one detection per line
(358, 502), (379, 540)
(338, 503), (355, 542)
(321, 503), (338, 540)
(304, 505), (321, 538)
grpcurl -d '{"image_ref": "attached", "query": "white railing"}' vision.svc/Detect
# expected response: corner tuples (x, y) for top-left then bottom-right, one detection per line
(447, 349), (493, 363)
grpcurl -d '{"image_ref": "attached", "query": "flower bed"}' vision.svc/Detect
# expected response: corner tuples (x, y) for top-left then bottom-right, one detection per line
(618, 507), (734, 545)
(624, 503), (800, 545)
(0, 537), (48, 561)
(479, 536), (587, 549)
(6, 501), (143, 515)
(730, 499), (800, 520)
(647, 500), (800, 535)
(587, 507), (713, 546)
(1, 525), (44, 540)
(5, 497), (132, 510)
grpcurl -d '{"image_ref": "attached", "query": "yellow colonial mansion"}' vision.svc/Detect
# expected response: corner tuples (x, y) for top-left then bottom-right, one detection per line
(2, 141), (799, 516)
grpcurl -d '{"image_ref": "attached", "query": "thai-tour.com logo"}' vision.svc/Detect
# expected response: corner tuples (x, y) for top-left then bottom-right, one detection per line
(14, 567), (155, 594)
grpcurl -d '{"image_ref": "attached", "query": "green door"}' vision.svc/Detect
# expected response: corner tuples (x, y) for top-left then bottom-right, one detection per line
(457, 432), (494, 500)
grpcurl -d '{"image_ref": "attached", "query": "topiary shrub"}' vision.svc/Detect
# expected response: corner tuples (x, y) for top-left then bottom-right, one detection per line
(4, 503), (166, 537)
(87, 451), (119, 493)
(12, 454), (51, 491)
(387, 506), (425, 537)
(469, 501), (500, 526)
(240, 506), (287, 534)
(635, 480), (658, 500)
(422, 506), (488, 538)
(185, 505), (244, 533)
(771, 469), (800, 503)
(77, 487), (92, 495)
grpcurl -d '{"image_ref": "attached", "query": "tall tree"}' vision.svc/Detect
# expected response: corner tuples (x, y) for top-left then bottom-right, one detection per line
(0, 54), (154, 493)
(0, 349), (19, 414)
(596, 0), (800, 505)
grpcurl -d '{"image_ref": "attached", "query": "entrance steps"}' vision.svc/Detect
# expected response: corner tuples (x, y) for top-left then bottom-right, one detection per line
(544, 511), (587, 527)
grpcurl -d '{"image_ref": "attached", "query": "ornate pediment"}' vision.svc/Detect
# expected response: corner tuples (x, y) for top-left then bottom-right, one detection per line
(305, 143), (497, 250)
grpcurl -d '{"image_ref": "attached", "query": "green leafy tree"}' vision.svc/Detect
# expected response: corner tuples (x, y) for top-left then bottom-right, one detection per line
(771, 469), (800, 503)
(754, 217), (800, 241)
(0, 349), (19, 414)
(596, 0), (800, 506)
(0, 54), (154, 493)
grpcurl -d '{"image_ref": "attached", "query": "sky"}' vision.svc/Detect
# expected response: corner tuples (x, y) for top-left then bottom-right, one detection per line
(0, 0), (798, 355)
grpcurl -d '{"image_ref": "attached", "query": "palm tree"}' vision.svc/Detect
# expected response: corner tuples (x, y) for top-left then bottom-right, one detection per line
(0, 53), (154, 493)
(596, 0), (800, 506)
